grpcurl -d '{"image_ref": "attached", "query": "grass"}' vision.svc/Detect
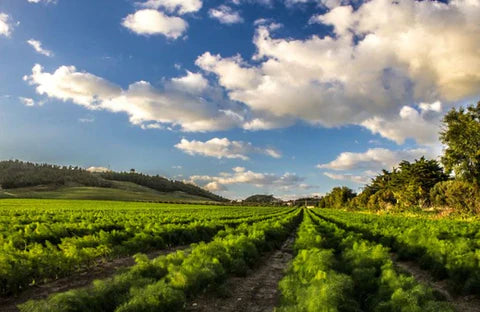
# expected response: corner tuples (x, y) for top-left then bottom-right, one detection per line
(0, 181), (214, 203)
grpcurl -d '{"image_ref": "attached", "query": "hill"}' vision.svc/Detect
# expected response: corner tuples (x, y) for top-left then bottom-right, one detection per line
(0, 160), (227, 202)
(243, 194), (283, 204)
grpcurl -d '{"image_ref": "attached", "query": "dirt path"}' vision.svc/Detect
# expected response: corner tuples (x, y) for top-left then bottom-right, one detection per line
(0, 246), (188, 312)
(186, 235), (295, 312)
(392, 255), (480, 312)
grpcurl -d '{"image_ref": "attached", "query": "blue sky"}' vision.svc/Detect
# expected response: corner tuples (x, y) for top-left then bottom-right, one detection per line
(0, 0), (479, 199)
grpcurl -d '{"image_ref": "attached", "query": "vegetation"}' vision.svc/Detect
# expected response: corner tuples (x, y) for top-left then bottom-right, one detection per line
(0, 160), (227, 202)
(318, 186), (356, 209)
(317, 209), (480, 296)
(0, 160), (111, 189)
(277, 209), (453, 311)
(101, 171), (227, 202)
(440, 101), (480, 185)
(18, 207), (301, 312)
(243, 194), (282, 204)
(0, 199), (290, 295)
(317, 101), (480, 214)
(350, 157), (448, 211)
(0, 200), (476, 311)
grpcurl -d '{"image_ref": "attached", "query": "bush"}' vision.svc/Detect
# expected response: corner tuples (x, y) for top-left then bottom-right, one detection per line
(430, 180), (480, 214)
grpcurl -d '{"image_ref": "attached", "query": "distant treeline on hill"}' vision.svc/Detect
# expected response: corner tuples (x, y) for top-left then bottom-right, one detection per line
(0, 160), (228, 202)
(0, 161), (111, 189)
(101, 171), (227, 202)
(243, 194), (281, 204)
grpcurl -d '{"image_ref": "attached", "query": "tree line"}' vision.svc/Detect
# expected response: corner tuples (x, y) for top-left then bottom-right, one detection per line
(318, 101), (480, 214)
(101, 171), (227, 202)
(0, 161), (227, 202)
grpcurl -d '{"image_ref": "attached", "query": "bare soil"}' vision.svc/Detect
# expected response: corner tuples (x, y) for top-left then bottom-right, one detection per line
(186, 235), (295, 312)
(0, 246), (188, 312)
(392, 255), (480, 312)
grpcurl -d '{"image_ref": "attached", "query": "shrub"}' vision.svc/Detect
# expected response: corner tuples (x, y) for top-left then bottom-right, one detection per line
(430, 180), (480, 214)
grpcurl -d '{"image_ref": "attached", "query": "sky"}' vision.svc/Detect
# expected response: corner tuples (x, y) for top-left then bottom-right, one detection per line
(0, 0), (479, 199)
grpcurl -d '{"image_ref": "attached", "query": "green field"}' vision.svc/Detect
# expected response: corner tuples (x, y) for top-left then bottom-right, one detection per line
(1, 199), (479, 312)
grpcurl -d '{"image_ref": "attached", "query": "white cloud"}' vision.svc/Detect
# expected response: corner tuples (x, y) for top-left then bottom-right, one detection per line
(209, 5), (244, 24)
(169, 71), (208, 94)
(253, 18), (282, 30)
(175, 137), (281, 160)
(196, 52), (261, 91)
(24, 64), (245, 132)
(361, 105), (443, 145)
(0, 13), (12, 37)
(197, 0), (480, 145)
(122, 9), (187, 39)
(188, 167), (306, 191)
(27, 39), (54, 57)
(140, 0), (202, 14)
(323, 172), (371, 185)
(317, 147), (435, 171)
(19, 97), (35, 107)
(419, 100), (442, 113)
(204, 181), (227, 192)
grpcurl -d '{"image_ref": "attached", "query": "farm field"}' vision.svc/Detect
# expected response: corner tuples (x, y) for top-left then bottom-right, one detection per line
(0, 200), (479, 312)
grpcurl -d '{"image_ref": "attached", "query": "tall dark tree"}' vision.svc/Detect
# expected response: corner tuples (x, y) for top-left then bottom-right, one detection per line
(391, 157), (448, 207)
(319, 186), (356, 209)
(351, 158), (447, 209)
(440, 102), (480, 184)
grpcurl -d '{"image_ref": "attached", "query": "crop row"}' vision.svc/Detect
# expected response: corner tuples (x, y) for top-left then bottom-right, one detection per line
(315, 209), (480, 295)
(0, 201), (292, 296)
(277, 210), (453, 312)
(18, 209), (302, 312)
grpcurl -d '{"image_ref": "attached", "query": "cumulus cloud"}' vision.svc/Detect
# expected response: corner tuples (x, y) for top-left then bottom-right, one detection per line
(0, 13), (12, 37)
(197, 0), (480, 145)
(27, 39), (54, 57)
(361, 105), (443, 145)
(175, 137), (281, 160)
(209, 5), (244, 24)
(188, 166), (306, 191)
(23, 64), (245, 132)
(317, 147), (435, 171)
(204, 181), (227, 192)
(169, 71), (208, 94)
(122, 9), (187, 39)
(140, 0), (202, 14)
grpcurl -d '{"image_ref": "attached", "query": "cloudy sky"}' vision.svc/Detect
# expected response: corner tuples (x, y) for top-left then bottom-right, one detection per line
(0, 0), (479, 199)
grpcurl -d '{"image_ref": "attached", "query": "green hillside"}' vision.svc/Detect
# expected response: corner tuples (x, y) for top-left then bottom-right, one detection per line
(0, 160), (227, 202)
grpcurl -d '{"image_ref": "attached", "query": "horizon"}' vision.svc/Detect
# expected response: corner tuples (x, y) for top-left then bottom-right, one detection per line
(1, 0), (479, 199)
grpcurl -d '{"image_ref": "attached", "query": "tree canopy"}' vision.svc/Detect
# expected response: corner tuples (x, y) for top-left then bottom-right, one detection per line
(440, 101), (480, 185)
